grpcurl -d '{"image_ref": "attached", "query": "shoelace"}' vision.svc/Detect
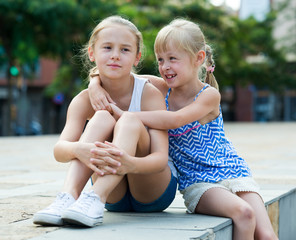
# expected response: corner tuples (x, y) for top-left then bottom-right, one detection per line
(75, 192), (97, 213)
(47, 192), (72, 211)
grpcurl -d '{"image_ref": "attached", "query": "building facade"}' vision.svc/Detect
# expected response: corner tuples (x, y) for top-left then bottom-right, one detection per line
(231, 0), (296, 121)
(0, 58), (66, 136)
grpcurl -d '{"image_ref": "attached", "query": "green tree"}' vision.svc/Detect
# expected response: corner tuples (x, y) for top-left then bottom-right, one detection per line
(2, 0), (294, 134)
(0, 0), (117, 135)
(44, 0), (118, 99)
(115, 0), (295, 121)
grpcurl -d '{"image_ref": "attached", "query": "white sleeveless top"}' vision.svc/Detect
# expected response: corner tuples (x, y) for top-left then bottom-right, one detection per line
(128, 74), (147, 112)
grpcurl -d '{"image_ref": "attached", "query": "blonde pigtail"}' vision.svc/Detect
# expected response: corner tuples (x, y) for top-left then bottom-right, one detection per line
(205, 45), (219, 91)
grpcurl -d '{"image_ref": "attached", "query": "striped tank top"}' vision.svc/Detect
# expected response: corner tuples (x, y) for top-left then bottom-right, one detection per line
(166, 84), (252, 191)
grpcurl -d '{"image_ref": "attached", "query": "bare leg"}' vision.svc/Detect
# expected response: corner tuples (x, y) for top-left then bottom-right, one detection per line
(127, 167), (171, 203)
(62, 111), (116, 199)
(33, 111), (116, 226)
(91, 112), (148, 203)
(106, 112), (172, 204)
(195, 187), (256, 240)
(238, 192), (278, 240)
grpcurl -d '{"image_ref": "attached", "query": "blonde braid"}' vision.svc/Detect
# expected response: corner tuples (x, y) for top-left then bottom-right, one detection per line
(204, 45), (219, 90)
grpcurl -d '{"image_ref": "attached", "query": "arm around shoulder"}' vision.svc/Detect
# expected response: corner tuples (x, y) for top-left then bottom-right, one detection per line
(88, 75), (115, 112)
(129, 83), (168, 174)
(137, 74), (168, 97)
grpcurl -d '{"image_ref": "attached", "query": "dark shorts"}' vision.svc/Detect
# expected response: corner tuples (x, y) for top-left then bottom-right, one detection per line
(105, 173), (177, 213)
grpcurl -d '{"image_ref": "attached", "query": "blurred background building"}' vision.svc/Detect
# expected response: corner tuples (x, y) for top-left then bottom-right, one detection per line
(233, 0), (296, 121)
(0, 58), (60, 135)
(0, 0), (295, 136)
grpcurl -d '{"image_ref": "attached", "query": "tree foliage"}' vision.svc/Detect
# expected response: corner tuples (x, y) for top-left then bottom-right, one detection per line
(1, 0), (294, 94)
(0, 0), (117, 134)
(123, 0), (295, 92)
(0, 0), (295, 134)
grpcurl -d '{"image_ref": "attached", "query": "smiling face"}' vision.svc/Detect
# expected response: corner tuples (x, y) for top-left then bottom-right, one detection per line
(88, 24), (141, 81)
(156, 42), (197, 88)
(154, 19), (208, 89)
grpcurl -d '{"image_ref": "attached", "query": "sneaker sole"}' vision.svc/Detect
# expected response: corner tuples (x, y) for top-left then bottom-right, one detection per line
(33, 213), (63, 226)
(62, 210), (103, 227)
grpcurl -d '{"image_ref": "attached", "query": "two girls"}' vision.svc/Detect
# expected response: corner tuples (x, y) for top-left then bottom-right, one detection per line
(89, 19), (277, 239)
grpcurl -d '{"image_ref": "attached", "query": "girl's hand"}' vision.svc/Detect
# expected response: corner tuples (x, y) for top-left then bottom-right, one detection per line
(88, 75), (115, 113)
(90, 141), (121, 175)
(74, 142), (106, 176)
(110, 104), (124, 121)
(92, 141), (134, 175)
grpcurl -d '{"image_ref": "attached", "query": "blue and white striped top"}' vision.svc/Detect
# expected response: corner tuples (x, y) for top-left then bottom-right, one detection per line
(166, 85), (252, 191)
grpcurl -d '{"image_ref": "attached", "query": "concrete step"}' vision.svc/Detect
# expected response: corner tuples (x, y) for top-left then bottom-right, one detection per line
(30, 185), (296, 240)
(263, 185), (296, 240)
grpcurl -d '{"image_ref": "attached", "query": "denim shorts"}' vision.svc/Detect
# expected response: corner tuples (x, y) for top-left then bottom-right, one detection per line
(106, 173), (177, 212)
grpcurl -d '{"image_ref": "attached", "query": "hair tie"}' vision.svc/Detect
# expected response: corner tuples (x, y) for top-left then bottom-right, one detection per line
(206, 64), (215, 73)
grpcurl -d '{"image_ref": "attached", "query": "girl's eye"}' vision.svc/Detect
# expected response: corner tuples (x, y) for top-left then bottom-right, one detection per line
(157, 58), (163, 63)
(104, 46), (111, 50)
(169, 57), (176, 61)
(122, 48), (130, 52)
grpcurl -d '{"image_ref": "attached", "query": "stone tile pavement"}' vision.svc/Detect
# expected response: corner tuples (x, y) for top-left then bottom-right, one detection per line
(0, 123), (295, 240)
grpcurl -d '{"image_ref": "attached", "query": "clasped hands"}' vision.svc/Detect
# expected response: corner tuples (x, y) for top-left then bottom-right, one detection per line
(90, 141), (127, 176)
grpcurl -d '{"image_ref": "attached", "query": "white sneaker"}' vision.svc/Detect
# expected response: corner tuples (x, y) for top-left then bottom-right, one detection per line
(33, 192), (75, 226)
(62, 190), (104, 227)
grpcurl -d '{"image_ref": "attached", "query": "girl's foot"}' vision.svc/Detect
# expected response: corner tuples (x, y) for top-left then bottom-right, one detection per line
(33, 192), (75, 226)
(62, 190), (104, 227)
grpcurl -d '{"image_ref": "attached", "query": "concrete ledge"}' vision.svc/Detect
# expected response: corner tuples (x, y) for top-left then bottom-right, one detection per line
(30, 193), (233, 240)
(30, 210), (232, 240)
(29, 185), (296, 240)
(263, 185), (296, 240)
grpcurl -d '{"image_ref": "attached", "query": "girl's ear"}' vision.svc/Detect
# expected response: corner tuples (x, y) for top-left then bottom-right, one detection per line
(88, 46), (95, 62)
(195, 50), (205, 66)
(134, 52), (142, 67)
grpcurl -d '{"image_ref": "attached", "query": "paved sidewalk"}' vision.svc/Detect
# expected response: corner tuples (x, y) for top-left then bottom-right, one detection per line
(0, 123), (296, 240)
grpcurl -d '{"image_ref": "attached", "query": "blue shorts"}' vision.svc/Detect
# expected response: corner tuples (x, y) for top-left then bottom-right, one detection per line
(105, 173), (177, 212)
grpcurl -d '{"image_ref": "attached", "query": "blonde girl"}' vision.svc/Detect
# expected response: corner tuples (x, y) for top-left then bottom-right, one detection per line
(33, 15), (177, 228)
(89, 19), (277, 239)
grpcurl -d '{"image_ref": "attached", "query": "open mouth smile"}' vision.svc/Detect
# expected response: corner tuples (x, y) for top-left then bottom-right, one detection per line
(165, 74), (176, 80)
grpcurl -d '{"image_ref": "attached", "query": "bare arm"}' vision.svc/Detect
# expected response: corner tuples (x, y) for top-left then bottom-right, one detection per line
(94, 125), (168, 175)
(88, 76), (115, 112)
(136, 74), (168, 97)
(92, 83), (169, 175)
(131, 127), (168, 174)
(133, 87), (221, 130)
(127, 83), (168, 174)
(53, 90), (95, 163)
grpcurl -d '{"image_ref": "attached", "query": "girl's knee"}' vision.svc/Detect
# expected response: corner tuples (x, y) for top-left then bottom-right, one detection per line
(93, 109), (114, 119)
(233, 203), (255, 224)
(116, 112), (143, 130)
(90, 110), (116, 127)
(119, 112), (139, 122)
